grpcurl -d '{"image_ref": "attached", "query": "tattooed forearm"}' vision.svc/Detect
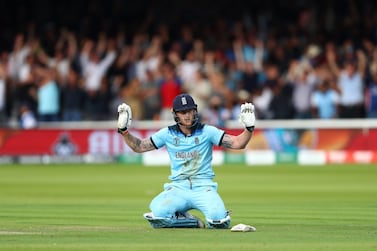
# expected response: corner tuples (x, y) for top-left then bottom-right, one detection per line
(221, 131), (252, 149)
(123, 133), (155, 153)
(221, 134), (234, 148)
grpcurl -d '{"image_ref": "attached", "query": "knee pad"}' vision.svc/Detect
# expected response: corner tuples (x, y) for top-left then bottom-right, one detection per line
(206, 214), (231, 229)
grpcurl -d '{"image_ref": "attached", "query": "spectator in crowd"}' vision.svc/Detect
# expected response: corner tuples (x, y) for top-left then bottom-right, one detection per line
(254, 63), (282, 119)
(0, 62), (6, 124)
(108, 46), (137, 93)
(34, 66), (60, 122)
(239, 61), (260, 96)
(208, 71), (234, 111)
(16, 53), (38, 115)
(122, 78), (143, 120)
(310, 79), (340, 119)
(201, 94), (231, 128)
(0, 52), (13, 121)
(7, 34), (30, 82)
(224, 61), (243, 92)
(36, 30), (78, 84)
(140, 69), (161, 120)
(252, 84), (273, 120)
(326, 45), (366, 118)
(178, 49), (201, 86)
(365, 47), (377, 118)
(93, 79), (113, 120)
(60, 67), (86, 121)
(79, 38), (117, 118)
(365, 72), (377, 118)
(177, 25), (195, 59)
(19, 103), (37, 129)
(202, 50), (223, 78)
(286, 59), (318, 119)
(268, 83), (295, 119)
(158, 60), (183, 120)
(135, 36), (161, 83)
(183, 69), (212, 116)
(233, 36), (265, 97)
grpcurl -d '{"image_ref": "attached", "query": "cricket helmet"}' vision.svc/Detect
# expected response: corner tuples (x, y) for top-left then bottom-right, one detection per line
(172, 93), (199, 127)
(172, 93), (197, 112)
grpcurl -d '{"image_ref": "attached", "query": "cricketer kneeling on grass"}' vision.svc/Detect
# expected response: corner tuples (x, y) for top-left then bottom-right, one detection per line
(117, 93), (255, 229)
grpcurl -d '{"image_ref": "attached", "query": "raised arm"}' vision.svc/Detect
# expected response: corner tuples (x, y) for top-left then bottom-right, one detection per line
(221, 130), (253, 149)
(326, 48), (341, 78)
(117, 103), (156, 153)
(121, 133), (156, 153)
(220, 103), (255, 149)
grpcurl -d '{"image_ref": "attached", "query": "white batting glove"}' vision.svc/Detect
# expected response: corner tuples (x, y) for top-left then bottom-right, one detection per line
(117, 103), (132, 134)
(238, 102), (256, 132)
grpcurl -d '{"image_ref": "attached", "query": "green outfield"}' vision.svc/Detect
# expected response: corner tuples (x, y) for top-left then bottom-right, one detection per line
(0, 163), (376, 251)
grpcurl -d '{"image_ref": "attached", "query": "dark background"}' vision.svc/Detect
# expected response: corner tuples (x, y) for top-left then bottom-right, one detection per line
(2, 0), (377, 52)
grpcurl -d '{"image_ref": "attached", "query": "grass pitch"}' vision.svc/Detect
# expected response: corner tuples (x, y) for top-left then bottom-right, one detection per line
(0, 163), (376, 251)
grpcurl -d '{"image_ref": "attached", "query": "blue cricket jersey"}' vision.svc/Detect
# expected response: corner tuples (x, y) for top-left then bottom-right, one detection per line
(150, 123), (225, 181)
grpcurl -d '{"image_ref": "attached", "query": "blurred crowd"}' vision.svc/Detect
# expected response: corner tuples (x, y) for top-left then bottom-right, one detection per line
(1, 0), (377, 129)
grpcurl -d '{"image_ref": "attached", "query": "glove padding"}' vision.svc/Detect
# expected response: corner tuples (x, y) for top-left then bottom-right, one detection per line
(117, 103), (132, 133)
(238, 102), (256, 132)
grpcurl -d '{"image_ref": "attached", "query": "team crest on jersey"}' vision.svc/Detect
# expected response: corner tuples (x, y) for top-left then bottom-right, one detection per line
(174, 137), (180, 146)
(195, 137), (199, 144)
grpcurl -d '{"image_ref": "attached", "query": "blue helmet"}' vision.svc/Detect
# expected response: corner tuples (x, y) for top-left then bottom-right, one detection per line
(172, 94), (199, 127)
(173, 93), (197, 112)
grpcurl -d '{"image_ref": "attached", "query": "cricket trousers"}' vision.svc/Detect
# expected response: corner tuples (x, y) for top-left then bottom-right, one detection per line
(149, 178), (229, 224)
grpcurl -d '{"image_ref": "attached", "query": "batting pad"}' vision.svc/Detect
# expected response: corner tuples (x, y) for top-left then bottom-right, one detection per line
(230, 223), (257, 232)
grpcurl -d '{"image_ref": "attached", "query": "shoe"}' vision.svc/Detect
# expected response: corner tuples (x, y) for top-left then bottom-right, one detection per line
(176, 211), (205, 228)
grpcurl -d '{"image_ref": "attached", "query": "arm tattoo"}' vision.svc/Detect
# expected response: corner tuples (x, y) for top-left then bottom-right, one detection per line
(221, 134), (234, 149)
(124, 134), (155, 153)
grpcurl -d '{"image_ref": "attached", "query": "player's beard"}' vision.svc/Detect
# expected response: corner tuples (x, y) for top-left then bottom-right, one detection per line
(175, 110), (198, 129)
(180, 116), (194, 128)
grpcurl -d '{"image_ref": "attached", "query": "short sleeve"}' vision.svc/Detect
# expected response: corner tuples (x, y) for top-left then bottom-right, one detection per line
(151, 128), (169, 149)
(204, 125), (225, 146)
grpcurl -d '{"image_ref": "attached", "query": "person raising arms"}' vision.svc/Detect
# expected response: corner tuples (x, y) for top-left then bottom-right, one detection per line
(117, 93), (255, 229)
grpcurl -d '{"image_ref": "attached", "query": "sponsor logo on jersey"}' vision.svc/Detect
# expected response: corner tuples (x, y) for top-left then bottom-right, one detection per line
(175, 150), (199, 160)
